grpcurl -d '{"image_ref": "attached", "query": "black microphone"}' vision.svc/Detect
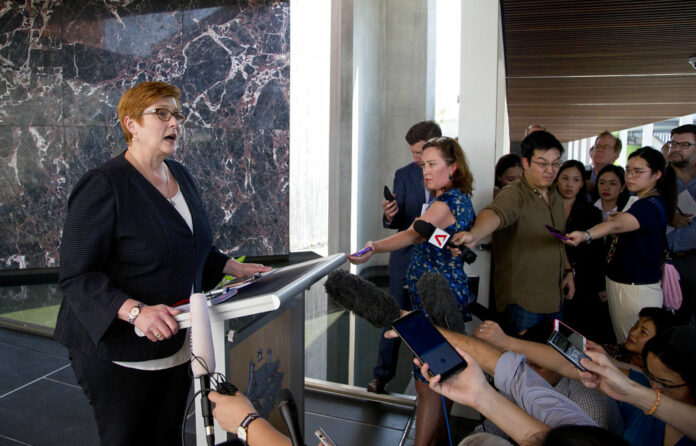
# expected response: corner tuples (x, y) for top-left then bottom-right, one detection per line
(324, 270), (401, 328)
(278, 389), (305, 446)
(413, 220), (477, 264)
(190, 293), (216, 446)
(416, 272), (468, 333)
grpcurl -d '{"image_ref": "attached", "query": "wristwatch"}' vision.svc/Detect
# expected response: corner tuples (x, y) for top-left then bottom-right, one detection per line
(237, 413), (260, 442)
(128, 302), (144, 325)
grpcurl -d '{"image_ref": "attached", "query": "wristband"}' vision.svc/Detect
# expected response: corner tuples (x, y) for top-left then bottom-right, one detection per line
(584, 230), (592, 243)
(644, 388), (662, 416)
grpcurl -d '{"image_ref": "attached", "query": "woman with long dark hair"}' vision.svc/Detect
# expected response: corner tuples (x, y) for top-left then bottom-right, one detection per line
(565, 147), (677, 343)
(594, 164), (634, 221)
(554, 160), (613, 343)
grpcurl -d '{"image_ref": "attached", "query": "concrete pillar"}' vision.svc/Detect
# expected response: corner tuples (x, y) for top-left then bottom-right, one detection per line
(458, 1), (505, 314)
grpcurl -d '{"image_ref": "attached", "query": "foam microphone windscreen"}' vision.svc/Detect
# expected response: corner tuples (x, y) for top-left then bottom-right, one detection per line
(190, 292), (216, 377)
(417, 272), (468, 334)
(413, 219), (436, 239)
(324, 270), (401, 328)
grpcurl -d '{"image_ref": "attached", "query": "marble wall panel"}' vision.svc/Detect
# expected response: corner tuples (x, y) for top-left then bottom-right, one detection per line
(0, 0), (290, 269)
(179, 126), (289, 254)
(0, 1), (63, 126)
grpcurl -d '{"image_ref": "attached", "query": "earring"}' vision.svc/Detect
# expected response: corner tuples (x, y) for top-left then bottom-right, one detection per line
(449, 174), (453, 180)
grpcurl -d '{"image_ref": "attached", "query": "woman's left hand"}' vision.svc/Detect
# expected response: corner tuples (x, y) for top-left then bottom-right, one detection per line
(346, 242), (374, 265)
(133, 304), (181, 342)
(223, 259), (272, 278)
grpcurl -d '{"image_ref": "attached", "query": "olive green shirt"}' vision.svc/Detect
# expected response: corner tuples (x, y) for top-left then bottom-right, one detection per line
(486, 177), (567, 314)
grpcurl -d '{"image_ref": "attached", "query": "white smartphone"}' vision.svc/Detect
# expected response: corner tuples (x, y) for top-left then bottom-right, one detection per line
(315, 427), (337, 446)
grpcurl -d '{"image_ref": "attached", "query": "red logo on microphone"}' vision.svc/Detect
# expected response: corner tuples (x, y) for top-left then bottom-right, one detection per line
(434, 234), (447, 247)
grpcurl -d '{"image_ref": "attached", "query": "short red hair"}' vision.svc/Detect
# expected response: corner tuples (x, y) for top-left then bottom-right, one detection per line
(117, 81), (182, 146)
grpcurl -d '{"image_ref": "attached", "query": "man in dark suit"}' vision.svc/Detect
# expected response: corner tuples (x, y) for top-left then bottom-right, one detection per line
(367, 121), (442, 394)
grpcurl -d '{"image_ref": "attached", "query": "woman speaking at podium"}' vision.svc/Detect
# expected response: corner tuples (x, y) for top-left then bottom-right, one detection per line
(54, 81), (269, 445)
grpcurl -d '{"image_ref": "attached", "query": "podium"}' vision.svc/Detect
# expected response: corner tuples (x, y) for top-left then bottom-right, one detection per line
(175, 253), (346, 445)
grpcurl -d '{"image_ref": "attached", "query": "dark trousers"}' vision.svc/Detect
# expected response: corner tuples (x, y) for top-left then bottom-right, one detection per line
(70, 350), (192, 446)
(672, 254), (696, 326)
(373, 279), (411, 381)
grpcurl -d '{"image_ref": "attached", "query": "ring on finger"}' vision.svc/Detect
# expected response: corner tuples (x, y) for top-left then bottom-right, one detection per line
(155, 332), (163, 339)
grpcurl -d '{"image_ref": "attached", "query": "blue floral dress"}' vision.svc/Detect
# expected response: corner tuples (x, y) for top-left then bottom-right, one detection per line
(406, 188), (476, 322)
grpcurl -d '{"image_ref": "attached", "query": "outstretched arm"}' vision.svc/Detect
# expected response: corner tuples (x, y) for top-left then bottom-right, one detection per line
(418, 349), (549, 445)
(475, 321), (583, 381)
(580, 348), (696, 440)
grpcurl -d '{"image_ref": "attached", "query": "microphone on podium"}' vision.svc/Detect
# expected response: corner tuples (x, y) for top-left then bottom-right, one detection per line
(278, 389), (305, 446)
(190, 292), (216, 446)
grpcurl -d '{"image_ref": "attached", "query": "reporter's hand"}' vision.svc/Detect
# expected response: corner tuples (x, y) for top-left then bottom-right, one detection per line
(563, 231), (586, 247)
(382, 198), (398, 223)
(416, 348), (489, 408)
(450, 231), (476, 248)
(209, 391), (257, 433)
(134, 304), (181, 342)
(346, 242), (374, 265)
(474, 320), (510, 350)
(579, 342), (636, 402)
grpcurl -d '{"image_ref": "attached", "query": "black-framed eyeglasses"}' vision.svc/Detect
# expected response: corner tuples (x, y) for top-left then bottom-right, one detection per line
(667, 140), (696, 149)
(642, 365), (689, 389)
(141, 108), (186, 123)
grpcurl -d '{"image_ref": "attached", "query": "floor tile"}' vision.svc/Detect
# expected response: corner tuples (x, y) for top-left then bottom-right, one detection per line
(0, 378), (98, 446)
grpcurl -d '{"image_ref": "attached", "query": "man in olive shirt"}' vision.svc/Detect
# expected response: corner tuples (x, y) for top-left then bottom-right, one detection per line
(452, 131), (575, 334)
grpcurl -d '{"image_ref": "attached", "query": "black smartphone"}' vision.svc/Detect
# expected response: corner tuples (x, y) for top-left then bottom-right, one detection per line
(391, 310), (467, 380)
(384, 185), (394, 201)
(547, 319), (589, 371)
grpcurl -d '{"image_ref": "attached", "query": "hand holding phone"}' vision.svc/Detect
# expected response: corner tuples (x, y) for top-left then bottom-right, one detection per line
(392, 310), (467, 381)
(350, 246), (372, 257)
(547, 319), (589, 371)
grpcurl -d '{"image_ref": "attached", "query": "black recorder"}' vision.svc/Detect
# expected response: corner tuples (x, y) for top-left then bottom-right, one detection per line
(547, 319), (590, 371)
(392, 310), (467, 380)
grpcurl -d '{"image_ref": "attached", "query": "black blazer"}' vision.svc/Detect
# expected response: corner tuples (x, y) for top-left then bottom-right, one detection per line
(54, 152), (229, 361)
(383, 162), (426, 284)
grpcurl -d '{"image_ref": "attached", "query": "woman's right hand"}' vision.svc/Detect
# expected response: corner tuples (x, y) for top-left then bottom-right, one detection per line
(346, 242), (374, 265)
(563, 231), (587, 246)
(133, 304), (181, 342)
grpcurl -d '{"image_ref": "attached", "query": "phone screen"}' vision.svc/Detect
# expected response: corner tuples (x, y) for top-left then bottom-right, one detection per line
(544, 224), (568, 241)
(554, 319), (586, 350)
(392, 310), (467, 380)
(548, 319), (589, 371)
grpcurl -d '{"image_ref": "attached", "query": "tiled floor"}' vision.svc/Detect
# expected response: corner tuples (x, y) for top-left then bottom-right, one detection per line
(0, 327), (478, 446)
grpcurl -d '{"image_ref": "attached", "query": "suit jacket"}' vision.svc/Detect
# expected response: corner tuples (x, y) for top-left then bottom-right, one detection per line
(383, 162), (426, 284)
(54, 152), (229, 361)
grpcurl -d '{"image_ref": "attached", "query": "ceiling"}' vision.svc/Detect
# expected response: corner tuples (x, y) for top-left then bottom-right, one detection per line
(501, 0), (696, 143)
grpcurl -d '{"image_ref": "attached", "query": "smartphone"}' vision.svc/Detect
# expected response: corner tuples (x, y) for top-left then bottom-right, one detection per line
(547, 319), (589, 371)
(384, 185), (394, 201)
(350, 246), (372, 257)
(391, 310), (467, 380)
(544, 224), (568, 241)
(315, 428), (337, 446)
